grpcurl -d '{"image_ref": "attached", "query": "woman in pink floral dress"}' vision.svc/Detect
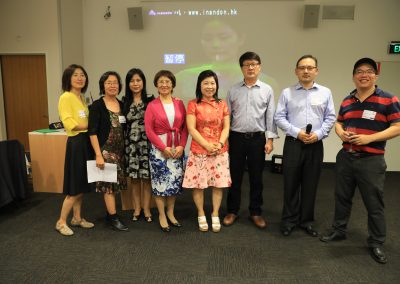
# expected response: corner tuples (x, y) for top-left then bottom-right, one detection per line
(183, 70), (231, 233)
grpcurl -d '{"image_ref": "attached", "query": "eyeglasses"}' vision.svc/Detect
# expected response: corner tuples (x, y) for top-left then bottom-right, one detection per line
(105, 81), (119, 86)
(158, 80), (172, 86)
(297, 66), (317, 71)
(354, 69), (376, 75)
(242, 63), (260, 69)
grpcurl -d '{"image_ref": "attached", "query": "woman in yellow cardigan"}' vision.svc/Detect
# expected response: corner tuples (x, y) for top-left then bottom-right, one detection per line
(55, 64), (94, 236)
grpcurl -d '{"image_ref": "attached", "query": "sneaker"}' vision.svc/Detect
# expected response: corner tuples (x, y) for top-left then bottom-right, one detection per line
(55, 222), (74, 236)
(70, 218), (94, 229)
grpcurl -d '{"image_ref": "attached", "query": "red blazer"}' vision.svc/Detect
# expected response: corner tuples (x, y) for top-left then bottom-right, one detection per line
(144, 97), (188, 151)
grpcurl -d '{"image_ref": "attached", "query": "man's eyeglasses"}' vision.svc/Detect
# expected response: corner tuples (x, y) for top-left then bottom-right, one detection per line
(297, 66), (317, 71)
(354, 69), (376, 75)
(242, 63), (260, 69)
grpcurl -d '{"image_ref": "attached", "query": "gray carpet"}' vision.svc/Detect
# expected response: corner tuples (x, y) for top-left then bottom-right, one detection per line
(0, 167), (399, 283)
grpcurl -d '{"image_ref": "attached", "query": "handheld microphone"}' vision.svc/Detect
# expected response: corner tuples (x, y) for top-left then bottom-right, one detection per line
(306, 124), (312, 134)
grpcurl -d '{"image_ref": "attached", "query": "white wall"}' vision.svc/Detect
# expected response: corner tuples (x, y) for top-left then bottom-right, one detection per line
(0, 0), (399, 170)
(59, 0), (84, 69)
(0, 0), (63, 133)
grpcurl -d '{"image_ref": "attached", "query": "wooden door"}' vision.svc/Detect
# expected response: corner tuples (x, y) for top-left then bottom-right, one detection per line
(1, 55), (49, 151)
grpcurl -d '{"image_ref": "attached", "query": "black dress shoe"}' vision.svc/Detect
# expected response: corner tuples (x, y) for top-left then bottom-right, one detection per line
(108, 216), (129, 231)
(319, 230), (346, 242)
(302, 225), (318, 237)
(369, 247), (387, 264)
(281, 226), (293, 237)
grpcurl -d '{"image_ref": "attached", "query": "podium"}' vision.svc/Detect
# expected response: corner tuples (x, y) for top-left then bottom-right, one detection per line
(28, 130), (67, 193)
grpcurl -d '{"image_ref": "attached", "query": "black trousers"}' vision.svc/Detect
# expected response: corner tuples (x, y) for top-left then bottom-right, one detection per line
(281, 137), (323, 229)
(227, 131), (266, 216)
(333, 149), (386, 248)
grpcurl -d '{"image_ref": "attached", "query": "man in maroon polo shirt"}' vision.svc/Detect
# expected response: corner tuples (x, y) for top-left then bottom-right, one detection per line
(320, 58), (400, 264)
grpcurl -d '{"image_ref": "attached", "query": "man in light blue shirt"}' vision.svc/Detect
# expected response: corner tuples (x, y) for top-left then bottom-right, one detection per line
(274, 55), (336, 237)
(223, 51), (278, 229)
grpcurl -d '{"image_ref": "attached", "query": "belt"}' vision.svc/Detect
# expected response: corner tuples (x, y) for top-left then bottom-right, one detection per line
(231, 131), (264, 139)
(346, 151), (379, 158)
(285, 136), (299, 142)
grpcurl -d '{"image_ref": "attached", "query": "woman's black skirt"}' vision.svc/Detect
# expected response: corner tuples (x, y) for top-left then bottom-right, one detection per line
(63, 132), (93, 196)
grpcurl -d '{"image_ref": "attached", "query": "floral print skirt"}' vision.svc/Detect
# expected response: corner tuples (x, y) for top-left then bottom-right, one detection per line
(182, 151), (231, 189)
(148, 144), (184, 196)
(96, 111), (127, 194)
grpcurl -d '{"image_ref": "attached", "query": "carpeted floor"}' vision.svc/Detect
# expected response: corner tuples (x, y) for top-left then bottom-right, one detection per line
(0, 167), (399, 283)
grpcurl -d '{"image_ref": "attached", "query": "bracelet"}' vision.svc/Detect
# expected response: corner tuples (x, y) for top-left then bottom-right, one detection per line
(219, 142), (224, 148)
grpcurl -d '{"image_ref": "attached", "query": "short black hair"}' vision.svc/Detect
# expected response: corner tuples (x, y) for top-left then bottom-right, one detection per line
(61, 64), (89, 93)
(296, 55), (318, 68)
(353, 57), (378, 75)
(98, 71), (122, 95)
(239, 51), (261, 67)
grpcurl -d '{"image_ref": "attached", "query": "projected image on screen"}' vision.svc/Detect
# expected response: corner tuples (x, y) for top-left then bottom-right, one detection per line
(175, 19), (278, 103)
(143, 4), (278, 104)
(148, 8), (238, 17)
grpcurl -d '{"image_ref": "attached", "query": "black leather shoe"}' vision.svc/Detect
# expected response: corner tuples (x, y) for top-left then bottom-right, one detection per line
(369, 247), (387, 264)
(302, 225), (318, 237)
(319, 231), (346, 242)
(281, 227), (293, 237)
(108, 216), (128, 231)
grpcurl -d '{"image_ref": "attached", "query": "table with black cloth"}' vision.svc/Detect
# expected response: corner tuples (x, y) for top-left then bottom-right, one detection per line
(0, 140), (28, 208)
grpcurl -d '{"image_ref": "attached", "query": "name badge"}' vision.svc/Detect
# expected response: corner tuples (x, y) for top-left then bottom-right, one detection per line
(310, 96), (323, 106)
(119, 116), (126, 124)
(78, 110), (86, 118)
(362, 110), (376, 120)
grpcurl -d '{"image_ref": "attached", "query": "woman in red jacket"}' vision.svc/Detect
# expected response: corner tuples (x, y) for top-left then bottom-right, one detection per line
(145, 70), (188, 232)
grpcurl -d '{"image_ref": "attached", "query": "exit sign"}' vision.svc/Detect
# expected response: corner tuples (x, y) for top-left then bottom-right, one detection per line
(388, 42), (400, 54)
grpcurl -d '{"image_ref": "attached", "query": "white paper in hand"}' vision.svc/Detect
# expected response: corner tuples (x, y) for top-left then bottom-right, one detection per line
(87, 160), (117, 183)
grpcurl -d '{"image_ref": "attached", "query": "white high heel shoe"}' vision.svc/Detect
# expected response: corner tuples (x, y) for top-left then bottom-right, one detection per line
(198, 216), (208, 232)
(211, 216), (221, 233)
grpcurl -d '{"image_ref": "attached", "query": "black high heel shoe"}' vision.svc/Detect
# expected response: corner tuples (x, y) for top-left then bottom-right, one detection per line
(160, 225), (171, 232)
(144, 216), (153, 223)
(167, 217), (182, 228)
(132, 210), (142, 222)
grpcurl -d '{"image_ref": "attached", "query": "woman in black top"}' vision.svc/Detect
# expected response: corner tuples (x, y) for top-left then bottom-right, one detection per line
(88, 71), (128, 231)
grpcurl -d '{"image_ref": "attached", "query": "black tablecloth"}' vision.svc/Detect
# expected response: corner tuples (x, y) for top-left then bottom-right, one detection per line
(0, 140), (28, 207)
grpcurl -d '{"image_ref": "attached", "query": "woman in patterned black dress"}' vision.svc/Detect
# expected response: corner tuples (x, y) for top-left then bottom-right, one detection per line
(123, 68), (154, 222)
(88, 71), (128, 231)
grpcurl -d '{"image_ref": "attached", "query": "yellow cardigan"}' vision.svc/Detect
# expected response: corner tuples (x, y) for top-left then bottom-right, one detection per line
(58, 91), (89, 136)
